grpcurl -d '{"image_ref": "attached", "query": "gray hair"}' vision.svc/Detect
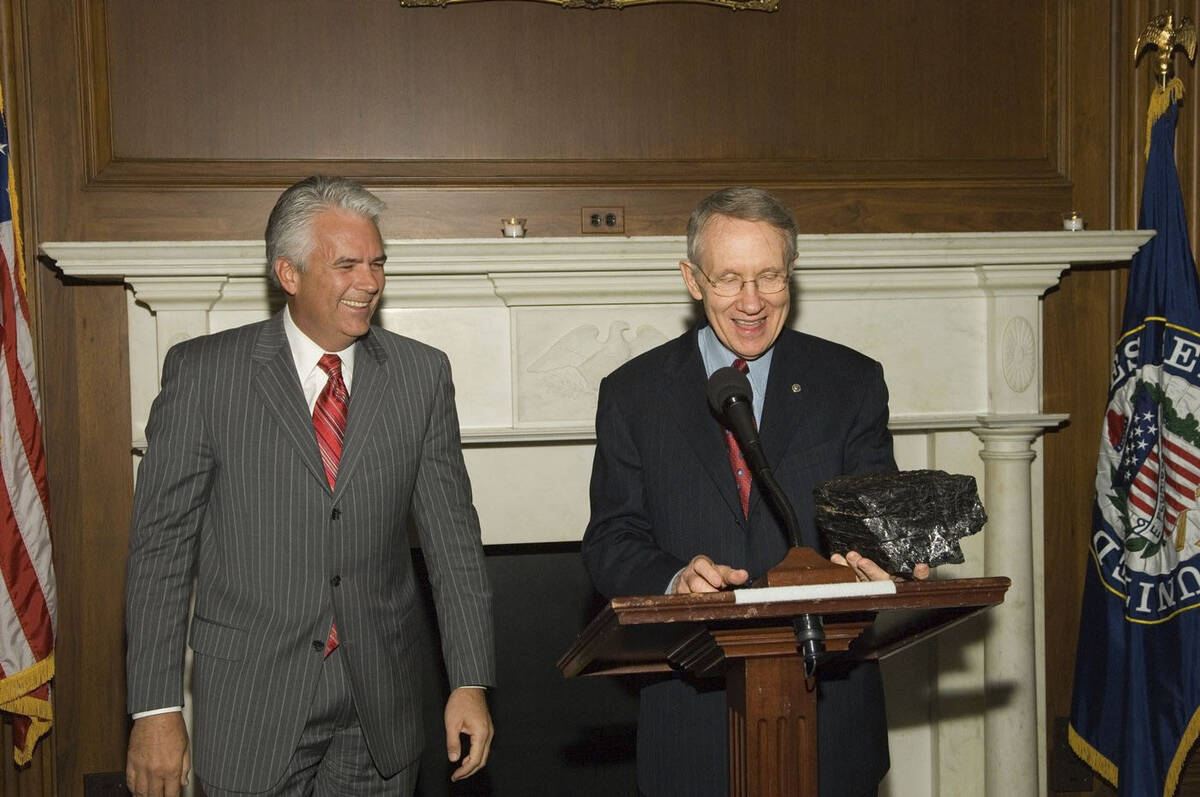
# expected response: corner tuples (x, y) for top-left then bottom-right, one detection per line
(265, 176), (386, 285)
(686, 186), (798, 271)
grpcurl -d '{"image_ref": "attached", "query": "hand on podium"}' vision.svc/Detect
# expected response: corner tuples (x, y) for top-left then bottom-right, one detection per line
(831, 550), (931, 583)
(671, 554), (750, 594)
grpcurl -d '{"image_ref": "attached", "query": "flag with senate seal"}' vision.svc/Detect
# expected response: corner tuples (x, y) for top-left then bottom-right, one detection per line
(1069, 79), (1200, 797)
(0, 82), (56, 765)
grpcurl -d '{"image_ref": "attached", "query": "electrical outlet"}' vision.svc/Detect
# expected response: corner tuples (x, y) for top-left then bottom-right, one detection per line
(581, 206), (625, 234)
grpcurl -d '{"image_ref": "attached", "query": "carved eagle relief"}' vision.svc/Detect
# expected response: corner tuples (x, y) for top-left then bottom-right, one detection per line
(529, 321), (667, 393)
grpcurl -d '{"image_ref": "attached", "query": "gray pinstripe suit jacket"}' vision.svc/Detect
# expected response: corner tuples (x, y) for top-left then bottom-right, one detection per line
(582, 324), (894, 797)
(125, 312), (495, 792)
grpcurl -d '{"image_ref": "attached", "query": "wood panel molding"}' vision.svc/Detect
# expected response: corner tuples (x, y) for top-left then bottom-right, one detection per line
(83, 157), (1072, 189)
(78, 0), (109, 182)
(75, 0), (1067, 192)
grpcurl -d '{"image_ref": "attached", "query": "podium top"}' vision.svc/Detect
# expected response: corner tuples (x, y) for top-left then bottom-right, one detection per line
(558, 576), (1009, 678)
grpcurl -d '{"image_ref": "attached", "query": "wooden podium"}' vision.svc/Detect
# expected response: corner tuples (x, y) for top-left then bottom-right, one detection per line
(558, 549), (1010, 797)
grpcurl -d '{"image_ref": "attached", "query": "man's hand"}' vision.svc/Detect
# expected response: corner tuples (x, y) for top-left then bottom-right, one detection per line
(126, 712), (190, 797)
(831, 550), (931, 583)
(445, 686), (493, 782)
(673, 555), (750, 594)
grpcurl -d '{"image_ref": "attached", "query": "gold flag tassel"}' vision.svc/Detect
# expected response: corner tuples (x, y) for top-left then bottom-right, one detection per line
(1135, 11), (1197, 158)
(1146, 77), (1186, 160)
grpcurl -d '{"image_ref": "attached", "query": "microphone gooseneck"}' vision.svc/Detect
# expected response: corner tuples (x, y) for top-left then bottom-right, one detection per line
(705, 367), (803, 550)
(706, 366), (825, 673)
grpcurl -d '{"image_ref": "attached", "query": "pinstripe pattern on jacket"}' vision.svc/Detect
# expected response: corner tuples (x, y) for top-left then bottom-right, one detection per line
(125, 312), (494, 792)
(581, 324), (894, 797)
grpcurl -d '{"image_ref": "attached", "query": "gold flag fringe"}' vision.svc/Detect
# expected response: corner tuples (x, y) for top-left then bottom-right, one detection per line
(1146, 77), (1186, 160)
(0, 653), (54, 766)
(1165, 702), (1200, 797)
(1068, 722), (1118, 789)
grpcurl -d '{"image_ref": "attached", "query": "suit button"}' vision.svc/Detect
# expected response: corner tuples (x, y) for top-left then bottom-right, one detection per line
(312, 640), (323, 651)
(330, 575), (341, 587)
(331, 508), (341, 520)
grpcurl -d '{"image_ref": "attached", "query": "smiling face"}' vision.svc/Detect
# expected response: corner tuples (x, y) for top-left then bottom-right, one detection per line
(680, 214), (791, 360)
(274, 208), (386, 352)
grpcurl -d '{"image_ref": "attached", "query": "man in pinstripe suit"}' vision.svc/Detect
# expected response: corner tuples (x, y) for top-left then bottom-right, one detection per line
(124, 176), (495, 797)
(582, 187), (927, 797)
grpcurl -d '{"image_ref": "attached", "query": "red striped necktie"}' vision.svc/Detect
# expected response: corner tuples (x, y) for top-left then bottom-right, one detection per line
(723, 358), (753, 516)
(313, 353), (348, 655)
(314, 354), (348, 489)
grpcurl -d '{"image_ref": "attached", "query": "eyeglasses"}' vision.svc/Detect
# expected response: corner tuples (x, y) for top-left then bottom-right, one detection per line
(687, 262), (790, 298)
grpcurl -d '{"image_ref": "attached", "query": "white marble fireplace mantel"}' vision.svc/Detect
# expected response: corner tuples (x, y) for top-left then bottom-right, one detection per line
(43, 230), (1152, 797)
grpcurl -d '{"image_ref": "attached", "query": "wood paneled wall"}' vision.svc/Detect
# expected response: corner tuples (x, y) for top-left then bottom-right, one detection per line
(28, 0), (1073, 241)
(3, 0), (1195, 793)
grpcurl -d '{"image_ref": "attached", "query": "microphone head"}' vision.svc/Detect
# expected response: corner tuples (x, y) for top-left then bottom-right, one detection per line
(706, 366), (753, 415)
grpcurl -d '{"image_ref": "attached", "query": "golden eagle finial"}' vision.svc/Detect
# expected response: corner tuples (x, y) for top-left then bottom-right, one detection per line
(1135, 12), (1198, 81)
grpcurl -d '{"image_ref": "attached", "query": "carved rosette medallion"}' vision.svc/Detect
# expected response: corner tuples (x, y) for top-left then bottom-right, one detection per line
(1002, 316), (1036, 393)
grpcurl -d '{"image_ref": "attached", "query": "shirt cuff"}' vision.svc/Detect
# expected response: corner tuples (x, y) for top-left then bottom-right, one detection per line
(666, 567), (685, 594)
(132, 706), (183, 720)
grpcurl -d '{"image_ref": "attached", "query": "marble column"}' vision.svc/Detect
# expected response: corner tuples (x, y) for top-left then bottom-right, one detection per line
(973, 416), (1064, 797)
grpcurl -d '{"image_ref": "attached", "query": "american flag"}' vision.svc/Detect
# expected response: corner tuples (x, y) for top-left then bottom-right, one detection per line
(0, 83), (56, 765)
(1114, 383), (1200, 543)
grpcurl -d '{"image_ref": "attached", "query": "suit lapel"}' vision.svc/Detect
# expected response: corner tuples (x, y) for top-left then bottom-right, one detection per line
(333, 330), (388, 500)
(663, 328), (745, 521)
(760, 331), (807, 456)
(751, 330), (811, 516)
(251, 313), (328, 489)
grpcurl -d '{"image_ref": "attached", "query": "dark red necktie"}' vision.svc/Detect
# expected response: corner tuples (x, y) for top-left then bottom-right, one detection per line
(723, 358), (753, 516)
(313, 353), (348, 655)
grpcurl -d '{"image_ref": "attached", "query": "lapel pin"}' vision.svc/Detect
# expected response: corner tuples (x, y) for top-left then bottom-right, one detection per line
(791, 384), (802, 393)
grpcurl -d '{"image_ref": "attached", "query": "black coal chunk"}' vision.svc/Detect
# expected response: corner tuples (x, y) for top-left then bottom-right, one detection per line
(814, 470), (987, 576)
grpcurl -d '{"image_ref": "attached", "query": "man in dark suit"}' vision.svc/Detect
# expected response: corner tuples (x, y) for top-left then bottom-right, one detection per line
(124, 176), (495, 797)
(582, 186), (926, 797)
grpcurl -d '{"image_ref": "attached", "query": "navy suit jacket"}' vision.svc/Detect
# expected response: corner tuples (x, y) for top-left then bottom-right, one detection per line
(582, 324), (895, 797)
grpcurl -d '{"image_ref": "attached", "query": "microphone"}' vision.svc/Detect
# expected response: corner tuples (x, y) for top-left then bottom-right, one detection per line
(706, 367), (768, 476)
(705, 367), (801, 550)
(706, 366), (825, 675)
